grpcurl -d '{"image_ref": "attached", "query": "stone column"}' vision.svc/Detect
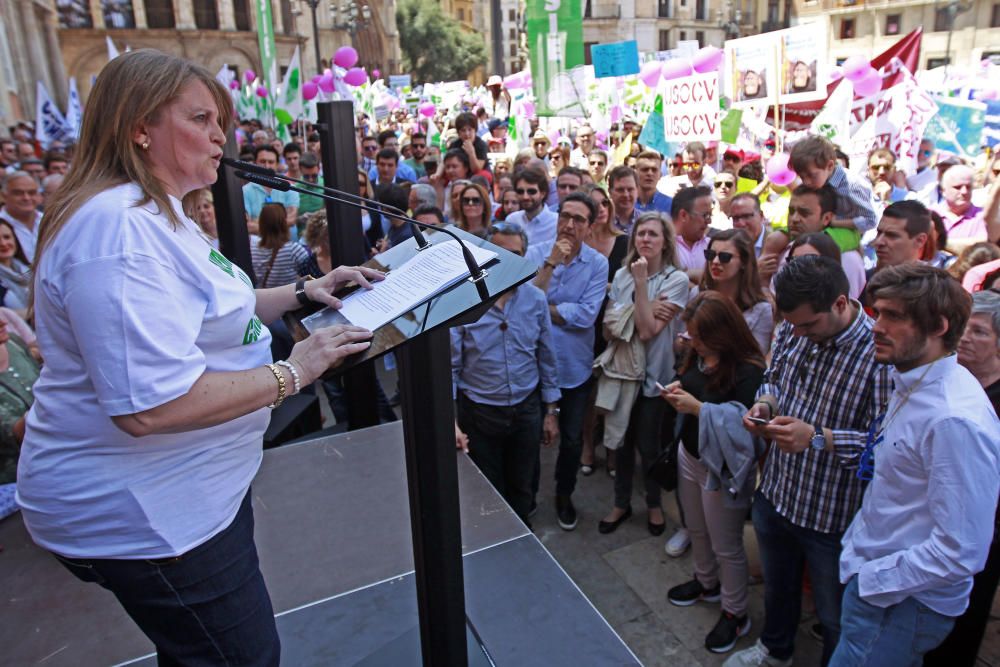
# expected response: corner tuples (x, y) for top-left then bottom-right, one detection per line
(176, 0), (196, 29)
(218, 0), (236, 30)
(270, 0), (282, 33)
(132, 0), (149, 29)
(89, 0), (104, 28)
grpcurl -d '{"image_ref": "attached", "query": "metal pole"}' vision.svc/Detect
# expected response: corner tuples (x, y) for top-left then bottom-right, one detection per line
(309, 0), (322, 73)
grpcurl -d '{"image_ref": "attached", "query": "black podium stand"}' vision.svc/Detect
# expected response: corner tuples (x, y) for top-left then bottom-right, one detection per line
(286, 223), (537, 666)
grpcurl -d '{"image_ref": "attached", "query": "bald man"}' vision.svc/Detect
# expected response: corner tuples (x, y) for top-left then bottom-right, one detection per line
(933, 165), (986, 242)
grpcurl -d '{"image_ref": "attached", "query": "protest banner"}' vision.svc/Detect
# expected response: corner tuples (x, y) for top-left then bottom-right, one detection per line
(34, 81), (71, 148)
(389, 74), (412, 90)
(723, 33), (777, 108)
(525, 0), (586, 117)
(253, 0), (278, 125)
(777, 23), (828, 104)
(637, 95), (672, 156)
(662, 71), (721, 141)
(984, 100), (1000, 149)
(591, 41), (640, 79)
(923, 97), (986, 158)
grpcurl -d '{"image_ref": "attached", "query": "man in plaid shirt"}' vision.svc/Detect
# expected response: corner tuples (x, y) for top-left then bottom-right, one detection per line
(725, 256), (891, 667)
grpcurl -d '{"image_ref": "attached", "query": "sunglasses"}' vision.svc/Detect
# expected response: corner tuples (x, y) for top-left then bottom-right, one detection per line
(461, 197), (483, 206)
(714, 180), (735, 189)
(669, 162), (681, 168)
(363, 145), (378, 152)
(303, 173), (319, 181)
(683, 161), (702, 168)
(515, 187), (540, 195)
(704, 249), (735, 264)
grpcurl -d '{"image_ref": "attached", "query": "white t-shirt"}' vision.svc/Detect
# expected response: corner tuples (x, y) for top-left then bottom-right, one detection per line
(17, 183), (273, 559)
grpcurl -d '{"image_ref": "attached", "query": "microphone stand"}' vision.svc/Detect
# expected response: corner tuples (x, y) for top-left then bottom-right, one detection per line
(225, 161), (491, 301)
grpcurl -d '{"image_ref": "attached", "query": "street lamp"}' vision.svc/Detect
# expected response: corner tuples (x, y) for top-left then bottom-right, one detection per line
(331, 1), (371, 34)
(717, 0), (742, 40)
(298, 0), (324, 74)
(942, 0), (972, 77)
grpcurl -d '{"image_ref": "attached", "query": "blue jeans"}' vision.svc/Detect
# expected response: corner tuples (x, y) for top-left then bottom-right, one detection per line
(555, 379), (592, 497)
(830, 576), (954, 667)
(55, 491), (280, 667)
(458, 389), (541, 522)
(753, 491), (845, 665)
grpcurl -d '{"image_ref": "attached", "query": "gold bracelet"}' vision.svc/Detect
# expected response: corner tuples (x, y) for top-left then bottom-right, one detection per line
(265, 363), (286, 408)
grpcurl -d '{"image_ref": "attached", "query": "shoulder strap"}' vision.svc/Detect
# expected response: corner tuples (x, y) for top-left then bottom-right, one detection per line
(261, 247), (279, 286)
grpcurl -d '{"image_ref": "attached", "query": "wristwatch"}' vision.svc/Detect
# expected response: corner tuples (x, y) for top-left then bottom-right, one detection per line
(810, 425), (826, 451)
(546, 406), (560, 416)
(295, 276), (316, 307)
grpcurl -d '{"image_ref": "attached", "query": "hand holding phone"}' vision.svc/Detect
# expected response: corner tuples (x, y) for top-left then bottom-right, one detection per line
(747, 416), (770, 426)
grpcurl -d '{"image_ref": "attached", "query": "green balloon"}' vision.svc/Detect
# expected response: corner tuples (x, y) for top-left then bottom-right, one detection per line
(274, 109), (294, 125)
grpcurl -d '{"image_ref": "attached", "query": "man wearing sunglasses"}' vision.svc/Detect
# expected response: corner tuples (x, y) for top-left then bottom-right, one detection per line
(526, 193), (609, 531)
(452, 223), (560, 528)
(402, 132), (429, 179)
(905, 138), (937, 194)
(657, 141), (716, 198)
(505, 166), (557, 248)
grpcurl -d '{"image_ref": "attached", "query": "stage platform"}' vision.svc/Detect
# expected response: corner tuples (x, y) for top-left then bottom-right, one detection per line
(0, 422), (640, 666)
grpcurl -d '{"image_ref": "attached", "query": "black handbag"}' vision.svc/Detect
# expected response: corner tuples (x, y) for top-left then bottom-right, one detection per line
(647, 414), (686, 492)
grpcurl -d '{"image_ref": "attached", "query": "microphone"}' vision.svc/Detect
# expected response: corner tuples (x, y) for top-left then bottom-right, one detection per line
(227, 164), (491, 301)
(223, 157), (430, 251)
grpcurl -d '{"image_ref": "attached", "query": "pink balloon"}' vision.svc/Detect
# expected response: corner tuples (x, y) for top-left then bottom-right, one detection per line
(418, 102), (436, 117)
(766, 154), (796, 186)
(243, 69), (256, 84)
(372, 69), (381, 79)
(854, 68), (883, 97)
(661, 59), (694, 81)
(255, 85), (268, 98)
(334, 46), (359, 69)
(318, 73), (335, 93)
(610, 105), (623, 123)
(302, 82), (319, 100)
(228, 80), (240, 90)
(521, 101), (535, 118)
(343, 67), (367, 86)
(842, 55), (871, 82)
(974, 88), (1000, 101)
(692, 46), (724, 73)
(829, 66), (844, 82)
(639, 60), (662, 88)
(311, 74), (322, 83)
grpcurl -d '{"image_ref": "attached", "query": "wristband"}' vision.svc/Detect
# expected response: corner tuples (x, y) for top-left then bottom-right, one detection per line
(295, 276), (316, 308)
(543, 260), (557, 270)
(276, 359), (302, 395)
(265, 363), (286, 408)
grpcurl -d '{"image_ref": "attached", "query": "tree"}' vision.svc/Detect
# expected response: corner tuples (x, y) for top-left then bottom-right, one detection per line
(396, 0), (489, 84)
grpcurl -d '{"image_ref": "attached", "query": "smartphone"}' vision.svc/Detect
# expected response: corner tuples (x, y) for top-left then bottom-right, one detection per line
(747, 416), (770, 426)
(424, 159), (438, 175)
(655, 381), (667, 392)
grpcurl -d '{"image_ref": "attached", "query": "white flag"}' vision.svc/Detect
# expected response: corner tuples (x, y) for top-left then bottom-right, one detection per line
(810, 79), (854, 149)
(106, 36), (120, 61)
(277, 46), (303, 121)
(65, 77), (83, 140)
(35, 81), (71, 149)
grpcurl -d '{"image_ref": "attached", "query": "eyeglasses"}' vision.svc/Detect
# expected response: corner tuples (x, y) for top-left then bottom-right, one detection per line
(704, 249), (735, 264)
(515, 187), (540, 195)
(558, 211), (590, 225)
(714, 180), (735, 189)
(550, 153), (563, 160)
(461, 197), (484, 206)
(688, 210), (713, 221)
(731, 212), (757, 223)
(669, 162), (681, 168)
(303, 173), (319, 182)
(363, 144), (378, 152)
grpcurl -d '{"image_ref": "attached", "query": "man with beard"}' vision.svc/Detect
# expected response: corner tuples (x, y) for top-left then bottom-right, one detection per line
(832, 264), (999, 666)
(403, 132), (429, 179)
(505, 166), (556, 248)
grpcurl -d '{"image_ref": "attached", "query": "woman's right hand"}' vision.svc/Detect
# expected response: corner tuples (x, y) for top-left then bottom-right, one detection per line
(287, 325), (373, 385)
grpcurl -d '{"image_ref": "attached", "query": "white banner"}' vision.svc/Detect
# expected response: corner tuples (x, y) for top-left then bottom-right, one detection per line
(661, 71), (721, 141)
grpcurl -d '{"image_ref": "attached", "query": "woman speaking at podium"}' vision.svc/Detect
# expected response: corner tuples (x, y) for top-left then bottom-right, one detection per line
(15, 50), (379, 665)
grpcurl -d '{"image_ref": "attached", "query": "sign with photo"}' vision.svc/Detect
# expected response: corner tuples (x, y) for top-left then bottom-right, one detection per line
(723, 33), (778, 108)
(778, 24), (828, 104)
(723, 23), (828, 108)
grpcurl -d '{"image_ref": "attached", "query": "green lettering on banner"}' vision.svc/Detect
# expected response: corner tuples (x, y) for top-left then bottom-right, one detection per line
(525, 0), (586, 117)
(243, 316), (263, 345)
(208, 249), (235, 277)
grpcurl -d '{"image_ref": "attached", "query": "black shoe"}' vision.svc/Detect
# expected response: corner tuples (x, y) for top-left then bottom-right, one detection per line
(705, 610), (751, 653)
(556, 495), (577, 531)
(598, 506), (632, 534)
(667, 579), (722, 607)
(647, 512), (666, 536)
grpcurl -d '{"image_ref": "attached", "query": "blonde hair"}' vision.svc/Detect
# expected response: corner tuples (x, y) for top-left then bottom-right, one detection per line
(35, 49), (233, 272)
(623, 211), (680, 270)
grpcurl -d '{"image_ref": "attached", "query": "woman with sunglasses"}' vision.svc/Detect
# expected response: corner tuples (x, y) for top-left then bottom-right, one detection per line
(597, 212), (689, 536)
(661, 291), (765, 653)
(452, 182), (491, 238)
(711, 174), (737, 230)
(700, 229), (775, 354)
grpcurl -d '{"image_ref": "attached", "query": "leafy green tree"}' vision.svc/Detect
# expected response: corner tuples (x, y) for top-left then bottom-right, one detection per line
(396, 0), (489, 83)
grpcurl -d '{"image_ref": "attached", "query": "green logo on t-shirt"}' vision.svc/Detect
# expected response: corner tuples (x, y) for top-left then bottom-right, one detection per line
(243, 316), (263, 345)
(208, 249), (235, 278)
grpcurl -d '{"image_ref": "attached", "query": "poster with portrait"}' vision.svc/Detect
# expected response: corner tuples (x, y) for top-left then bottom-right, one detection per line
(723, 33), (778, 109)
(778, 24), (828, 104)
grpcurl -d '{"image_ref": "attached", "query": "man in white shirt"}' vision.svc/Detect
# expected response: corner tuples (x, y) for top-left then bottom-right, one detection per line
(505, 166), (557, 248)
(658, 141), (716, 198)
(0, 171), (42, 261)
(833, 264), (1000, 666)
(570, 125), (596, 169)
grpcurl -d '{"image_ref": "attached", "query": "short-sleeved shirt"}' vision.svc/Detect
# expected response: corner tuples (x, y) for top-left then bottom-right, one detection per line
(242, 182), (300, 221)
(18, 183), (273, 559)
(250, 239), (311, 288)
(608, 265), (690, 397)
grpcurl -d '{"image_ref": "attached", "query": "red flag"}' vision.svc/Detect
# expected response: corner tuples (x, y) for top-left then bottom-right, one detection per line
(779, 27), (923, 129)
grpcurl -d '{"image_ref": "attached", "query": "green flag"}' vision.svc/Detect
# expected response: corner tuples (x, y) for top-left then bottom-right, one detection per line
(525, 0), (586, 117)
(253, 0), (278, 126)
(720, 109), (743, 144)
(277, 46), (303, 122)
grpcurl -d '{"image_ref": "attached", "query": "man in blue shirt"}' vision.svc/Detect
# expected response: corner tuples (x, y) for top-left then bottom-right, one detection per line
(506, 166), (557, 248)
(526, 192), (609, 530)
(634, 150), (673, 215)
(243, 145), (299, 237)
(452, 223), (560, 526)
(368, 130), (417, 183)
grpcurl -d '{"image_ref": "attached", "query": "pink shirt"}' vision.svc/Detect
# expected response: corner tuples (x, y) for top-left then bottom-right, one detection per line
(934, 203), (986, 240)
(676, 235), (709, 272)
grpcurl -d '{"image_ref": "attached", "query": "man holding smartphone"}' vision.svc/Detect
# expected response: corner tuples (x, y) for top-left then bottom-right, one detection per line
(725, 256), (891, 667)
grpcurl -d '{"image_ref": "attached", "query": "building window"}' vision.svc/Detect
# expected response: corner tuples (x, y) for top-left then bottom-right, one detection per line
(679, 30), (687, 42)
(102, 0), (136, 28)
(927, 56), (950, 68)
(659, 29), (670, 51)
(457, 7), (464, 21)
(584, 0), (591, 18)
(695, 0), (707, 20)
(680, 0), (686, 6)
(695, 30), (705, 45)
(885, 13), (900, 35)
(145, 0), (174, 27)
(934, 8), (950, 31)
(510, 43), (516, 57)
(234, 0), (250, 29)
(58, 0), (94, 27)
(840, 18), (855, 39)
(992, 3), (1000, 27)
(509, 28), (516, 39)
(508, 9), (515, 21)
(584, 41), (596, 65)
(194, 0), (219, 29)
(280, 0), (293, 34)
(658, 0), (671, 18)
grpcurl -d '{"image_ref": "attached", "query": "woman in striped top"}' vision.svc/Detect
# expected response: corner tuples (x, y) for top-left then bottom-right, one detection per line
(251, 202), (310, 289)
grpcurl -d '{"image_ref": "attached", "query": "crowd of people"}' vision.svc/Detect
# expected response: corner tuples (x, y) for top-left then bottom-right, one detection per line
(1, 47), (1000, 667)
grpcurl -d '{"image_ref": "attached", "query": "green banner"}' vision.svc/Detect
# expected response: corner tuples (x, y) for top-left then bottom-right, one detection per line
(525, 0), (585, 117)
(253, 0), (278, 125)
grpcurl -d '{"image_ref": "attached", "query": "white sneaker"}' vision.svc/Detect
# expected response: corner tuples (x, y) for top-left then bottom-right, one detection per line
(664, 527), (691, 557)
(722, 639), (793, 667)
